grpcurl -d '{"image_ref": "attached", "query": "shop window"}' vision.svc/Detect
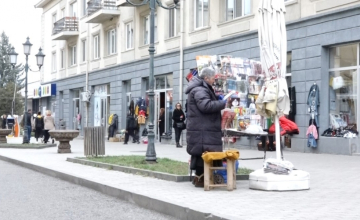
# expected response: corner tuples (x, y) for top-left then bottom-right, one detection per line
(155, 73), (173, 90)
(329, 44), (358, 131)
(156, 76), (166, 90)
(286, 52), (292, 87)
(330, 44), (357, 68)
(195, 0), (209, 29)
(223, 0), (251, 22)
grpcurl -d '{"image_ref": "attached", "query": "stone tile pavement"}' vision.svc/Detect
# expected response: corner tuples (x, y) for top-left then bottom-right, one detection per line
(1, 139), (360, 219)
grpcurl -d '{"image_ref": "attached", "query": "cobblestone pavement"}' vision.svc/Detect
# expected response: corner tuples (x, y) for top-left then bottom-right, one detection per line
(1, 139), (360, 219)
(0, 160), (178, 220)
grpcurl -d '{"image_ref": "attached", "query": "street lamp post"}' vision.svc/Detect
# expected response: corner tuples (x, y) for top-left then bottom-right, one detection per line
(8, 37), (45, 144)
(126, 0), (179, 162)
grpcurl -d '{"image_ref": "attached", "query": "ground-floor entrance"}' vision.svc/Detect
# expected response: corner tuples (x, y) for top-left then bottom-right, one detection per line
(154, 90), (173, 142)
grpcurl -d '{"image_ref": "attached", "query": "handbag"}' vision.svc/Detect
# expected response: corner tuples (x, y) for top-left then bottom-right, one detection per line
(176, 122), (185, 129)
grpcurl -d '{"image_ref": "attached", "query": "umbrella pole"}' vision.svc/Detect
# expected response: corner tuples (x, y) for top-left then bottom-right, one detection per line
(275, 114), (281, 160)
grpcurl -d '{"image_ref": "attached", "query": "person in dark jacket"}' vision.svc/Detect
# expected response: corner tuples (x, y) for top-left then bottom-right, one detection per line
(20, 109), (32, 143)
(34, 111), (44, 142)
(185, 67), (227, 187)
(124, 111), (139, 144)
(158, 108), (165, 142)
(172, 103), (185, 148)
(1, 114), (7, 129)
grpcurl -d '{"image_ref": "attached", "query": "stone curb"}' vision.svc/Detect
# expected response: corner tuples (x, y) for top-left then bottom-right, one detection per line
(67, 158), (250, 182)
(0, 144), (57, 149)
(0, 155), (229, 220)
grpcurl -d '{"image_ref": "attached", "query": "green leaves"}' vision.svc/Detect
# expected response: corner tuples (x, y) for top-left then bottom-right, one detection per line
(0, 32), (25, 115)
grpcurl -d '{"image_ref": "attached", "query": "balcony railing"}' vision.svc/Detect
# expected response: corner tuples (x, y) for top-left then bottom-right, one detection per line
(52, 17), (79, 35)
(87, 0), (117, 16)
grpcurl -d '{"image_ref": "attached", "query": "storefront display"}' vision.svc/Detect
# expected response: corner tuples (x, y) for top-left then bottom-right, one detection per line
(327, 44), (359, 139)
(195, 55), (268, 137)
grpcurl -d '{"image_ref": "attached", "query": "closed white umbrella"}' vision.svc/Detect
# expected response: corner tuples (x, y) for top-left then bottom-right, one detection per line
(258, 0), (288, 160)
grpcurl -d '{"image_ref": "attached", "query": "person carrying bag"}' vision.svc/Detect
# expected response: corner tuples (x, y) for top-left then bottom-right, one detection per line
(172, 102), (186, 148)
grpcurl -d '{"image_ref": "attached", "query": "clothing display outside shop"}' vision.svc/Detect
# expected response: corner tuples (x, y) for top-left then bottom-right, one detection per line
(306, 124), (318, 148)
(307, 83), (320, 127)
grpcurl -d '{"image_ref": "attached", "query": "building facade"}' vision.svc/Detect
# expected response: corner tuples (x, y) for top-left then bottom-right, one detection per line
(35, 0), (359, 155)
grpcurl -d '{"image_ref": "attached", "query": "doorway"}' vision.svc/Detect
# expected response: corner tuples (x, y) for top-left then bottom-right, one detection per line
(154, 90), (173, 141)
(73, 98), (80, 130)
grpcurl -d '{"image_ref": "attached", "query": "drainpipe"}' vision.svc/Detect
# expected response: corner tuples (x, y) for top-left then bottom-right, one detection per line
(85, 22), (90, 127)
(179, 0), (184, 103)
(179, 0), (185, 146)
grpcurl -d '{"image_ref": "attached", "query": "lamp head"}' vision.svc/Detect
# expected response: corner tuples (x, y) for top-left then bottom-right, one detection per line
(9, 47), (18, 67)
(35, 47), (46, 70)
(23, 37), (33, 56)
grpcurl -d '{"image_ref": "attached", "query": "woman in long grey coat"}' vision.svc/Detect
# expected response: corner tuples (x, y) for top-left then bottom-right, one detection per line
(185, 67), (227, 187)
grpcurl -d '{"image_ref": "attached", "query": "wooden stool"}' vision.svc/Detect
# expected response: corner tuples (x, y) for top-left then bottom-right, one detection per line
(204, 158), (236, 191)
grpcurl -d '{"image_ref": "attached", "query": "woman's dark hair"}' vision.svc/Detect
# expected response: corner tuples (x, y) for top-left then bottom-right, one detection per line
(37, 111), (41, 115)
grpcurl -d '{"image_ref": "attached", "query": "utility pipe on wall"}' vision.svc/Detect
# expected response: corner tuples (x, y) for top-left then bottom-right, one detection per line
(179, 0), (184, 103)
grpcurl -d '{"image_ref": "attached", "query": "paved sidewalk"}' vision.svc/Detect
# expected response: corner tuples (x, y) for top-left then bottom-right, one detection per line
(1, 139), (360, 219)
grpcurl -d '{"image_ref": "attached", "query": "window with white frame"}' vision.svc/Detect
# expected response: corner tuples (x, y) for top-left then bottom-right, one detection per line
(82, 0), (86, 16)
(93, 35), (100, 59)
(195, 0), (209, 29)
(82, 39), (86, 62)
(52, 52), (57, 72)
(329, 44), (359, 130)
(169, 7), (180, 38)
(61, 8), (65, 18)
(52, 13), (57, 28)
(144, 16), (149, 45)
(143, 14), (157, 45)
(125, 22), (133, 50)
(107, 29), (117, 55)
(224, 0), (251, 21)
(61, 49), (64, 69)
(71, 45), (77, 66)
(70, 1), (77, 17)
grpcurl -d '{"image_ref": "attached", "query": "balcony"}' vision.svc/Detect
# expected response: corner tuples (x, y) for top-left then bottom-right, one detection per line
(52, 17), (79, 41)
(84, 0), (121, 23)
(116, 0), (144, 6)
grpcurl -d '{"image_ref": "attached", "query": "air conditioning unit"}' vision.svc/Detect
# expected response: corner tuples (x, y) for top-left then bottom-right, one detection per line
(81, 91), (91, 102)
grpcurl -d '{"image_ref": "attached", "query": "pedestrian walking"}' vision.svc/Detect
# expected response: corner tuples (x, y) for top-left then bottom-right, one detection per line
(20, 109), (32, 142)
(34, 112), (44, 143)
(43, 110), (55, 144)
(158, 108), (165, 142)
(172, 103), (185, 148)
(124, 111), (139, 144)
(185, 67), (227, 187)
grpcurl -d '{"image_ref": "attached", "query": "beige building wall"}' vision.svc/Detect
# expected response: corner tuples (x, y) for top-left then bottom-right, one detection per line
(36, 0), (360, 83)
